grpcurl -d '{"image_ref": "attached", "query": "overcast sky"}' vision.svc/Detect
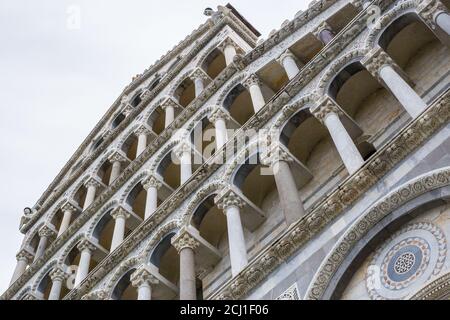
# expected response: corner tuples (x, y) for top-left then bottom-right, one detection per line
(0, 0), (310, 293)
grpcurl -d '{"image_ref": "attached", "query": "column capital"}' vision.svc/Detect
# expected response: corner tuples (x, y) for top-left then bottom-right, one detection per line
(243, 74), (262, 90)
(77, 238), (97, 253)
(361, 46), (397, 80)
(122, 103), (134, 117)
(108, 150), (129, 164)
(110, 206), (131, 221)
(190, 68), (210, 82)
(103, 129), (114, 140)
(311, 97), (344, 124)
(142, 174), (162, 190)
(134, 124), (152, 137)
(84, 176), (105, 190)
(16, 248), (33, 262)
(215, 188), (246, 211)
(160, 97), (181, 111)
(417, 0), (447, 29)
(49, 265), (69, 282)
(208, 106), (231, 123)
(312, 21), (334, 39)
(174, 141), (192, 159)
(171, 228), (200, 253)
(260, 144), (294, 167)
(130, 265), (159, 288)
(276, 49), (299, 66)
(218, 37), (240, 52)
(38, 225), (57, 238)
(61, 200), (81, 214)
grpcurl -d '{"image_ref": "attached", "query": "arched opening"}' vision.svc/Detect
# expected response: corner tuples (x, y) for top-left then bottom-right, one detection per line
(112, 113), (126, 129)
(97, 160), (113, 186)
(191, 195), (227, 252)
(121, 134), (139, 161)
(149, 77), (161, 91)
(73, 185), (87, 209)
(280, 110), (344, 200)
(257, 61), (290, 93)
(157, 152), (181, 191)
(130, 91), (142, 108)
(190, 117), (214, 160)
(174, 77), (195, 108)
(202, 48), (227, 79)
(379, 13), (450, 101)
(92, 137), (104, 152)
(29, 232), (41, 256)
(147, 107), (165, 135)
(150, 233), (179, 288)
(112, 268), (138, 300)
(328, 61), (399, 153)
(36, 272), (52, 300)
(92, 210), (115, 252)
(126, 183), (147, 221)
(223, 84), (254, 125)
(233, 153), (276, 209)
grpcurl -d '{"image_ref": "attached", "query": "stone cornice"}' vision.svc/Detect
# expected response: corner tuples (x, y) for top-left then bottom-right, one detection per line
(3, 1), (395, 300)
(26, 0), (344, 228)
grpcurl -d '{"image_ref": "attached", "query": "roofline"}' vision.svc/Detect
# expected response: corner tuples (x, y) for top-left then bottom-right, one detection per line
(226, 3), (261, 37)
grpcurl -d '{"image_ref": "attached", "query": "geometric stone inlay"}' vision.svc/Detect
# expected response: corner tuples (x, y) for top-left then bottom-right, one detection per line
(276, 283), (300, 300)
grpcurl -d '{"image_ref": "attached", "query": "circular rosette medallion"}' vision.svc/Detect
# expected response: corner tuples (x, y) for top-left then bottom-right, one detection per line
(366, 222), (446, 300)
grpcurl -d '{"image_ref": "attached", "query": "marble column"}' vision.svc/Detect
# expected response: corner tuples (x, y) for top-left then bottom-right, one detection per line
(110, 207), (131, 251)
(312, 98), (365, 175)
(418, 0), (450, 36)
(243, 74), (266, 113)
(83, 177), (104, 211)
(215, 190), (248, 277)
(58, 201), (80, 237)
(10, 249), (33, 285)
(191, 69), (209, 98)
(48, 266), (68, 300)
(108, 151), (128, 185)
(261, 146), (306, 225)
(277, 50), (301, 80)
(74, 239), (97, 287)
(34, 225), (56, 262)
(135, 125), (152, 156)
(161, 98), (180, 129)
(208, 107), (231, 149)
(313, 21), (335, 45)
(219, 37), (239, 66)
(142, 175), (162, 220)
(175, 142), (193, 185)
(172, 230), (200, 300)
(130, 266), (159, 301)
(362, 47), (427, 118)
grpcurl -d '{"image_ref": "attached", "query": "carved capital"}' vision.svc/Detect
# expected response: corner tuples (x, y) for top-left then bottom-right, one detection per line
(218, 37), (240, 52)
(110, 206), (131, 221)
(417, 0), (447, 29)
(142, 174), (162, 191)
(215, 188), (246, 211)
(208, 106), (231, 123)
(311, 97), (344, 124)
(160, 97), (180, 111)
(243, 74), (261, 89)
(84, 176), (104, 190)
(77, 239), (97, 253)
(190, 68), (210, 81)
(38, 225), (56, 238)
(277, 49), (299, 66)
(108, 150), (128, 164)
(260, 144), (294, 167)
(16, 248), (33, 262)
(130, 265), (159, 288)
(312, 21), (334, 39)
(122, 104), (134, 117)
(361, 46), (396, 80)
(134, 124), (152, 137)
(49, 265), (68, 282)
(61, 200), (81, 214)
(171, 228), (200, 253)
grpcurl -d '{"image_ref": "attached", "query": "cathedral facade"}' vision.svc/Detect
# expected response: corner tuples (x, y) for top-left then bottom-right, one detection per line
(2, 0), (450, 300)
